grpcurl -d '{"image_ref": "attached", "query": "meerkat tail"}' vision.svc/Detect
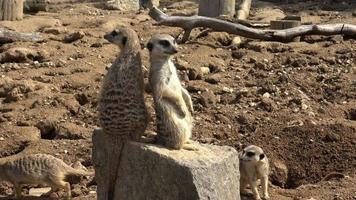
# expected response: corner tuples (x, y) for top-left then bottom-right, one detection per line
(103, 137), (126, 200)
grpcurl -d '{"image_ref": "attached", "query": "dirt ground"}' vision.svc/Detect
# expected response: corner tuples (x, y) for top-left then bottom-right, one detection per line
(0, 0), (355, 199)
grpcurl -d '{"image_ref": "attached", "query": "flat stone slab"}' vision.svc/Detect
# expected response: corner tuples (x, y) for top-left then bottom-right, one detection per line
(114, 141), (240, 200)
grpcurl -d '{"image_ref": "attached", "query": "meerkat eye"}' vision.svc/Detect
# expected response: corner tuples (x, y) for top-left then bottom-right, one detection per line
(122, 36), (127, 46)
(147, 42), (153, 51)
(159, 40), (170, 47)
(246, 152), (255, 157)
(260, 154), (265, 160)
(111, 30), (119, 37)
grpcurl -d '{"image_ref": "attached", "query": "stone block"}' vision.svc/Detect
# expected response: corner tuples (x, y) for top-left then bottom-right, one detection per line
(93, 127), (240, 200)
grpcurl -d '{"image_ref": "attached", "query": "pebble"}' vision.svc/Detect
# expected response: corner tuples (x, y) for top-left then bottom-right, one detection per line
(301, 103), (308, 110)
(262, 92), (271, 98)
(0, 137), (4, 141)
(222, 87), (233, 93)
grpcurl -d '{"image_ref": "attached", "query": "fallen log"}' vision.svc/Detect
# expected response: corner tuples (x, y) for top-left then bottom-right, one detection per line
(148, 7), (356, 43)
(0, 28), (43, 44)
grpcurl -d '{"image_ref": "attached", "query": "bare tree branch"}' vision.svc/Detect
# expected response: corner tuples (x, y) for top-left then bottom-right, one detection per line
(148, 7), (356, 43)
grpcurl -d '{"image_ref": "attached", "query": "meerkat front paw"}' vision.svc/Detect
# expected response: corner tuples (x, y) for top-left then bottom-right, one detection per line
(182, 143), (199, 151)
(140, 131), (157, 143)
(262, 193), (270, 199)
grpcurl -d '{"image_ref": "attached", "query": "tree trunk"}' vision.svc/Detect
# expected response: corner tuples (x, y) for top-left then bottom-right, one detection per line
(198, 0), (235, 17)
(0, 0), (23, 21)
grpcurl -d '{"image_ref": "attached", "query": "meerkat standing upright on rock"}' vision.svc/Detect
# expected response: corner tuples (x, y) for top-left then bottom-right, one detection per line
(147, 34), (196, 150)
(0, 154), (93, 200)
(97, 27), (149, 199)
(239, 145), (270, 200)
(99, 26), (148, 141)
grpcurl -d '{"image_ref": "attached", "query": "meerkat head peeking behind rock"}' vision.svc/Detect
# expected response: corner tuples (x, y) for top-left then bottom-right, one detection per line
(147, 34), (178, 59)
(240, 145), (266, 162)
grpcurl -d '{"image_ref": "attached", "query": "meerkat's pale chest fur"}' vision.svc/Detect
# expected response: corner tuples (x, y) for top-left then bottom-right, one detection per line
(0, 154), (93, 200)
(240, 145), (270, 200)
(147, 34), (195, 150)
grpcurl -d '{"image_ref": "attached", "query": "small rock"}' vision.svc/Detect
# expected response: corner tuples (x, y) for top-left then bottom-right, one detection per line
(63, 31), (85, 43)
(56, 122), (90, 140)
(207, 59), (225, 73)
(205, 74), (221, 84)
(231, 36), (241, 46)
(71, 186), (82, 197)
(188, 68), (203, 80)
(209, 32), (231, 46)
(35, 120), (56, 139)
(41, 27), (64, 35)
(90, 43), (103, 48)
(231, 51), (245, 59)
(270, 159), (288, 188)
(259, 97), (277, 112)
(222, 86), (233, 93)
(262, 92), (271, 98)
(301, 103), (308, 110)
(323, 132), (341, 142)
(198, 91), (218, 107)
(0, 137), (4, 141)
(200, 67), (210, 75)
(176, 59), (189, 70)
(28, 187), (52, 197)
(16, 121), (30, 126)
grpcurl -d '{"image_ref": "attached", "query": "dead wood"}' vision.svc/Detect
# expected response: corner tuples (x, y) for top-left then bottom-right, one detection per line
(236, 0), (252, 20)
(149, 7), (356, 43)
(0, 28), (43, 44)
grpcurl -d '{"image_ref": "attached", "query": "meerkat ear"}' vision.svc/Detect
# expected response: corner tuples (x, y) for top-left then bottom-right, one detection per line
(260, 154), (265, 160)
(147, 42), (153, 51)
(122, 36), (127, 46)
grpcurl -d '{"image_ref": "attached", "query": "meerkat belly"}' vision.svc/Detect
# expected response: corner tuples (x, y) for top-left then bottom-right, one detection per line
(100, 96), (147, 134)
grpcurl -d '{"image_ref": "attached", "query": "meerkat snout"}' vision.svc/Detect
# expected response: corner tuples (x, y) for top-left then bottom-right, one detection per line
(104, 28), (128, 48)
(147, 35), (178, 57)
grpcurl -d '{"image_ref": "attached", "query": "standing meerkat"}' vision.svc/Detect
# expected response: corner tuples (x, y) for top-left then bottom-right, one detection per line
(97, 27), (150, 199)
(239, 145), (270, 200)
(147, 34), (196, 150)
(0, 154), (93, 200)
(99, 26), (148, 141)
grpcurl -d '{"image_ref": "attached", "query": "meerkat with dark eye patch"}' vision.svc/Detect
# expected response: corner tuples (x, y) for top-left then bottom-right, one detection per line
(98, 27), (151, 199)
(239, 145), (270, 200)
(147, 34), (196, 151)
(99, 26), (148, 141)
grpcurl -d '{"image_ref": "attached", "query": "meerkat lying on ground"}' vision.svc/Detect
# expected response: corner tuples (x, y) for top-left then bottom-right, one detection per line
(0, 154), (93, 200)
(147, 34), (196, 150)
(240, 145), (270, 200)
